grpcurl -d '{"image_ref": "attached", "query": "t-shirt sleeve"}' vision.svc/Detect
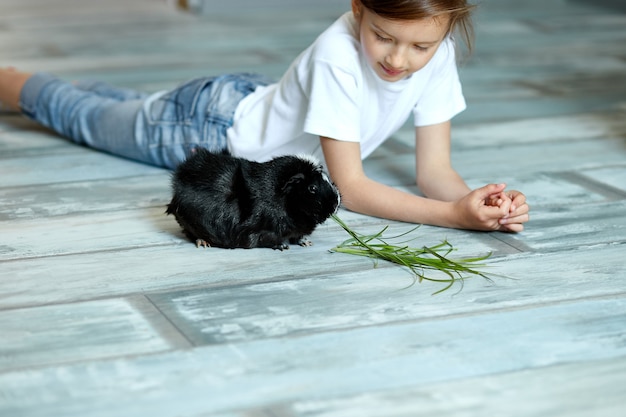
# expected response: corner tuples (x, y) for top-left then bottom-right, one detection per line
(413, 40), (467, 127)
(302, 59), (362, 142)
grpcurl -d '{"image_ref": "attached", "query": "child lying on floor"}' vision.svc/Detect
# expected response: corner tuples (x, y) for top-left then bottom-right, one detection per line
(0, 0), (529, 232)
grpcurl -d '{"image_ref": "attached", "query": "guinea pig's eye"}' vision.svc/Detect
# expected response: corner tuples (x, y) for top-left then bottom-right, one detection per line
(308, 184), (318, 194)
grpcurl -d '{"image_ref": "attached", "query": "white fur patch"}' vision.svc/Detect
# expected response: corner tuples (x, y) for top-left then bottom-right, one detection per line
(296, 153), (321, 167)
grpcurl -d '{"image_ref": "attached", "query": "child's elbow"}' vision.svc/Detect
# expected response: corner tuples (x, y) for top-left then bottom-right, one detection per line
(416, 176), (434, 198)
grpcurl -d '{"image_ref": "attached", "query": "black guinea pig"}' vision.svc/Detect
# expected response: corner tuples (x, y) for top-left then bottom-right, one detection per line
(166, 148), (341, 250)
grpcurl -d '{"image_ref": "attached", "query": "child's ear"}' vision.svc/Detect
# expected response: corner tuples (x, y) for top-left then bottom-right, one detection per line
(351, 0), (363, 19)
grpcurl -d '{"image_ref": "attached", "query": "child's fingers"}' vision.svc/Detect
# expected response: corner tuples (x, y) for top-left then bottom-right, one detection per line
(485, 195), (503, 207)
(475, 183), (506, 200)
(499, 222), (525, 233)
(509, 201), (530, 217)
(499, 211), (530, 226)
(506, 191), (527, 213)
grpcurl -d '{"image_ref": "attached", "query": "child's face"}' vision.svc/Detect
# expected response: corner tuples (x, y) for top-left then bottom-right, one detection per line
(353, 2), (450, 82)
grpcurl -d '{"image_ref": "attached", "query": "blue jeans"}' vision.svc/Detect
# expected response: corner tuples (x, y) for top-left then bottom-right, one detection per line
(19, 72), (272, 169)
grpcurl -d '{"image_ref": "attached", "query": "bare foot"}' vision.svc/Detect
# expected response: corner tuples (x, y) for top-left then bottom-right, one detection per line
(0, 67), (33, 110)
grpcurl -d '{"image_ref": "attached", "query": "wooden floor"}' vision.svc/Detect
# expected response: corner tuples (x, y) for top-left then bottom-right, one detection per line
(1, 0), (625, 415)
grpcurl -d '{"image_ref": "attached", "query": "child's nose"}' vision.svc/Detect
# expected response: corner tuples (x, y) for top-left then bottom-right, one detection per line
(386, 48), (407, 69)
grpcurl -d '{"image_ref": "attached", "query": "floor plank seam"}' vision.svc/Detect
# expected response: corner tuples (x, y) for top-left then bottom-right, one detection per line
(144, 261), (398, 295)
(485, 240), (626, 259)
(0, 241), (184, 263)
(0, 205), (171, 222)
(0, 260), (383, 312)
(140, 294), (197, 348)
(0, 346), (180, 376)
(487, 234), (535, 254)
(552, 171), (626, 201)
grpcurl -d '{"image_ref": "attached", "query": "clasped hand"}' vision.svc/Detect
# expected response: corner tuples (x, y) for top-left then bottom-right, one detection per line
(455, 183), (530, 232)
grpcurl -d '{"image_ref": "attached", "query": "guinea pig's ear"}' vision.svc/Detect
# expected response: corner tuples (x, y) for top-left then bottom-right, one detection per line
(281, 173), (305, 194)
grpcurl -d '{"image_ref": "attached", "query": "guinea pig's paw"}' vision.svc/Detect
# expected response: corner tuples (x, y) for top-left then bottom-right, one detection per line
(291, 237), (313, 247)
(272, 242), (290, 251)
(195, 239), (212, 248)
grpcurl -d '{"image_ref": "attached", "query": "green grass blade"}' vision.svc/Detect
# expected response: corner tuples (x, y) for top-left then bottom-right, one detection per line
(329, 214), (493, 294)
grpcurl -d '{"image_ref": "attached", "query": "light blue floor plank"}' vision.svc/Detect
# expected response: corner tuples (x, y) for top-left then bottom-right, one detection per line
(0, 174), (171, 221)
(581, 166), (626, 194)
(0, 296), (188, 372)
(1, 296), (624, 417)
(277, 357), (626, 417)
(497, 200), (626, 252)
(0, 151), (166, 188)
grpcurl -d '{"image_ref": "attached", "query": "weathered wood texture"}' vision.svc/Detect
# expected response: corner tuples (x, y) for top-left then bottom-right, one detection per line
(1, 0), (625, 416)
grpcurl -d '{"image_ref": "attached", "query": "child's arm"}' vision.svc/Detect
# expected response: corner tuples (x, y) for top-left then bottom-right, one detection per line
(414, 121), (471, 201)
(415, 121), (529, 232)
(320, 121), (529, 231)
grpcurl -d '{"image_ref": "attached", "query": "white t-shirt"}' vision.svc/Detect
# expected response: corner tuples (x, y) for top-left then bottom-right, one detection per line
(227, 12), (466, 163)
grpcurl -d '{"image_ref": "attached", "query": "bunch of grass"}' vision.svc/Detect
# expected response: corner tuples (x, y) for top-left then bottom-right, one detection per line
(330, 215), (492, 294)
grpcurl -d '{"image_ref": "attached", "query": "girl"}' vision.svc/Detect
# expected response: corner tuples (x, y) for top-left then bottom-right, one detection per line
(0, 0), (529, 232)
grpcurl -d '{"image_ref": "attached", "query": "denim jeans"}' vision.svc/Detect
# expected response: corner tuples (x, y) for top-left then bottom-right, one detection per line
(19, 72), (272, 169)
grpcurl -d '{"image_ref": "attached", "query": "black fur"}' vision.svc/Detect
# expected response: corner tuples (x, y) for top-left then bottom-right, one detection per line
(166, 148), (340, 249)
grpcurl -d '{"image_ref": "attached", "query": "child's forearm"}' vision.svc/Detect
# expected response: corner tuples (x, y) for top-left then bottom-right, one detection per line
(417, 168), (472, 202)
(339, 176), (459, 228)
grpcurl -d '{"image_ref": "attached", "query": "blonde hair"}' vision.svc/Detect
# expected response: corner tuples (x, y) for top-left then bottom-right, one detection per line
(357, 0), (476, 55)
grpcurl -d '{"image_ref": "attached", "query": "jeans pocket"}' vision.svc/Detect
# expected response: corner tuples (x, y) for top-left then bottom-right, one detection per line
(147, 77), (215, 124)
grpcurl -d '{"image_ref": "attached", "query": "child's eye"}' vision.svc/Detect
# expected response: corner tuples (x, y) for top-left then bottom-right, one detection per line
(414, 45), (429, 52)
(375, 33), (392, 43)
